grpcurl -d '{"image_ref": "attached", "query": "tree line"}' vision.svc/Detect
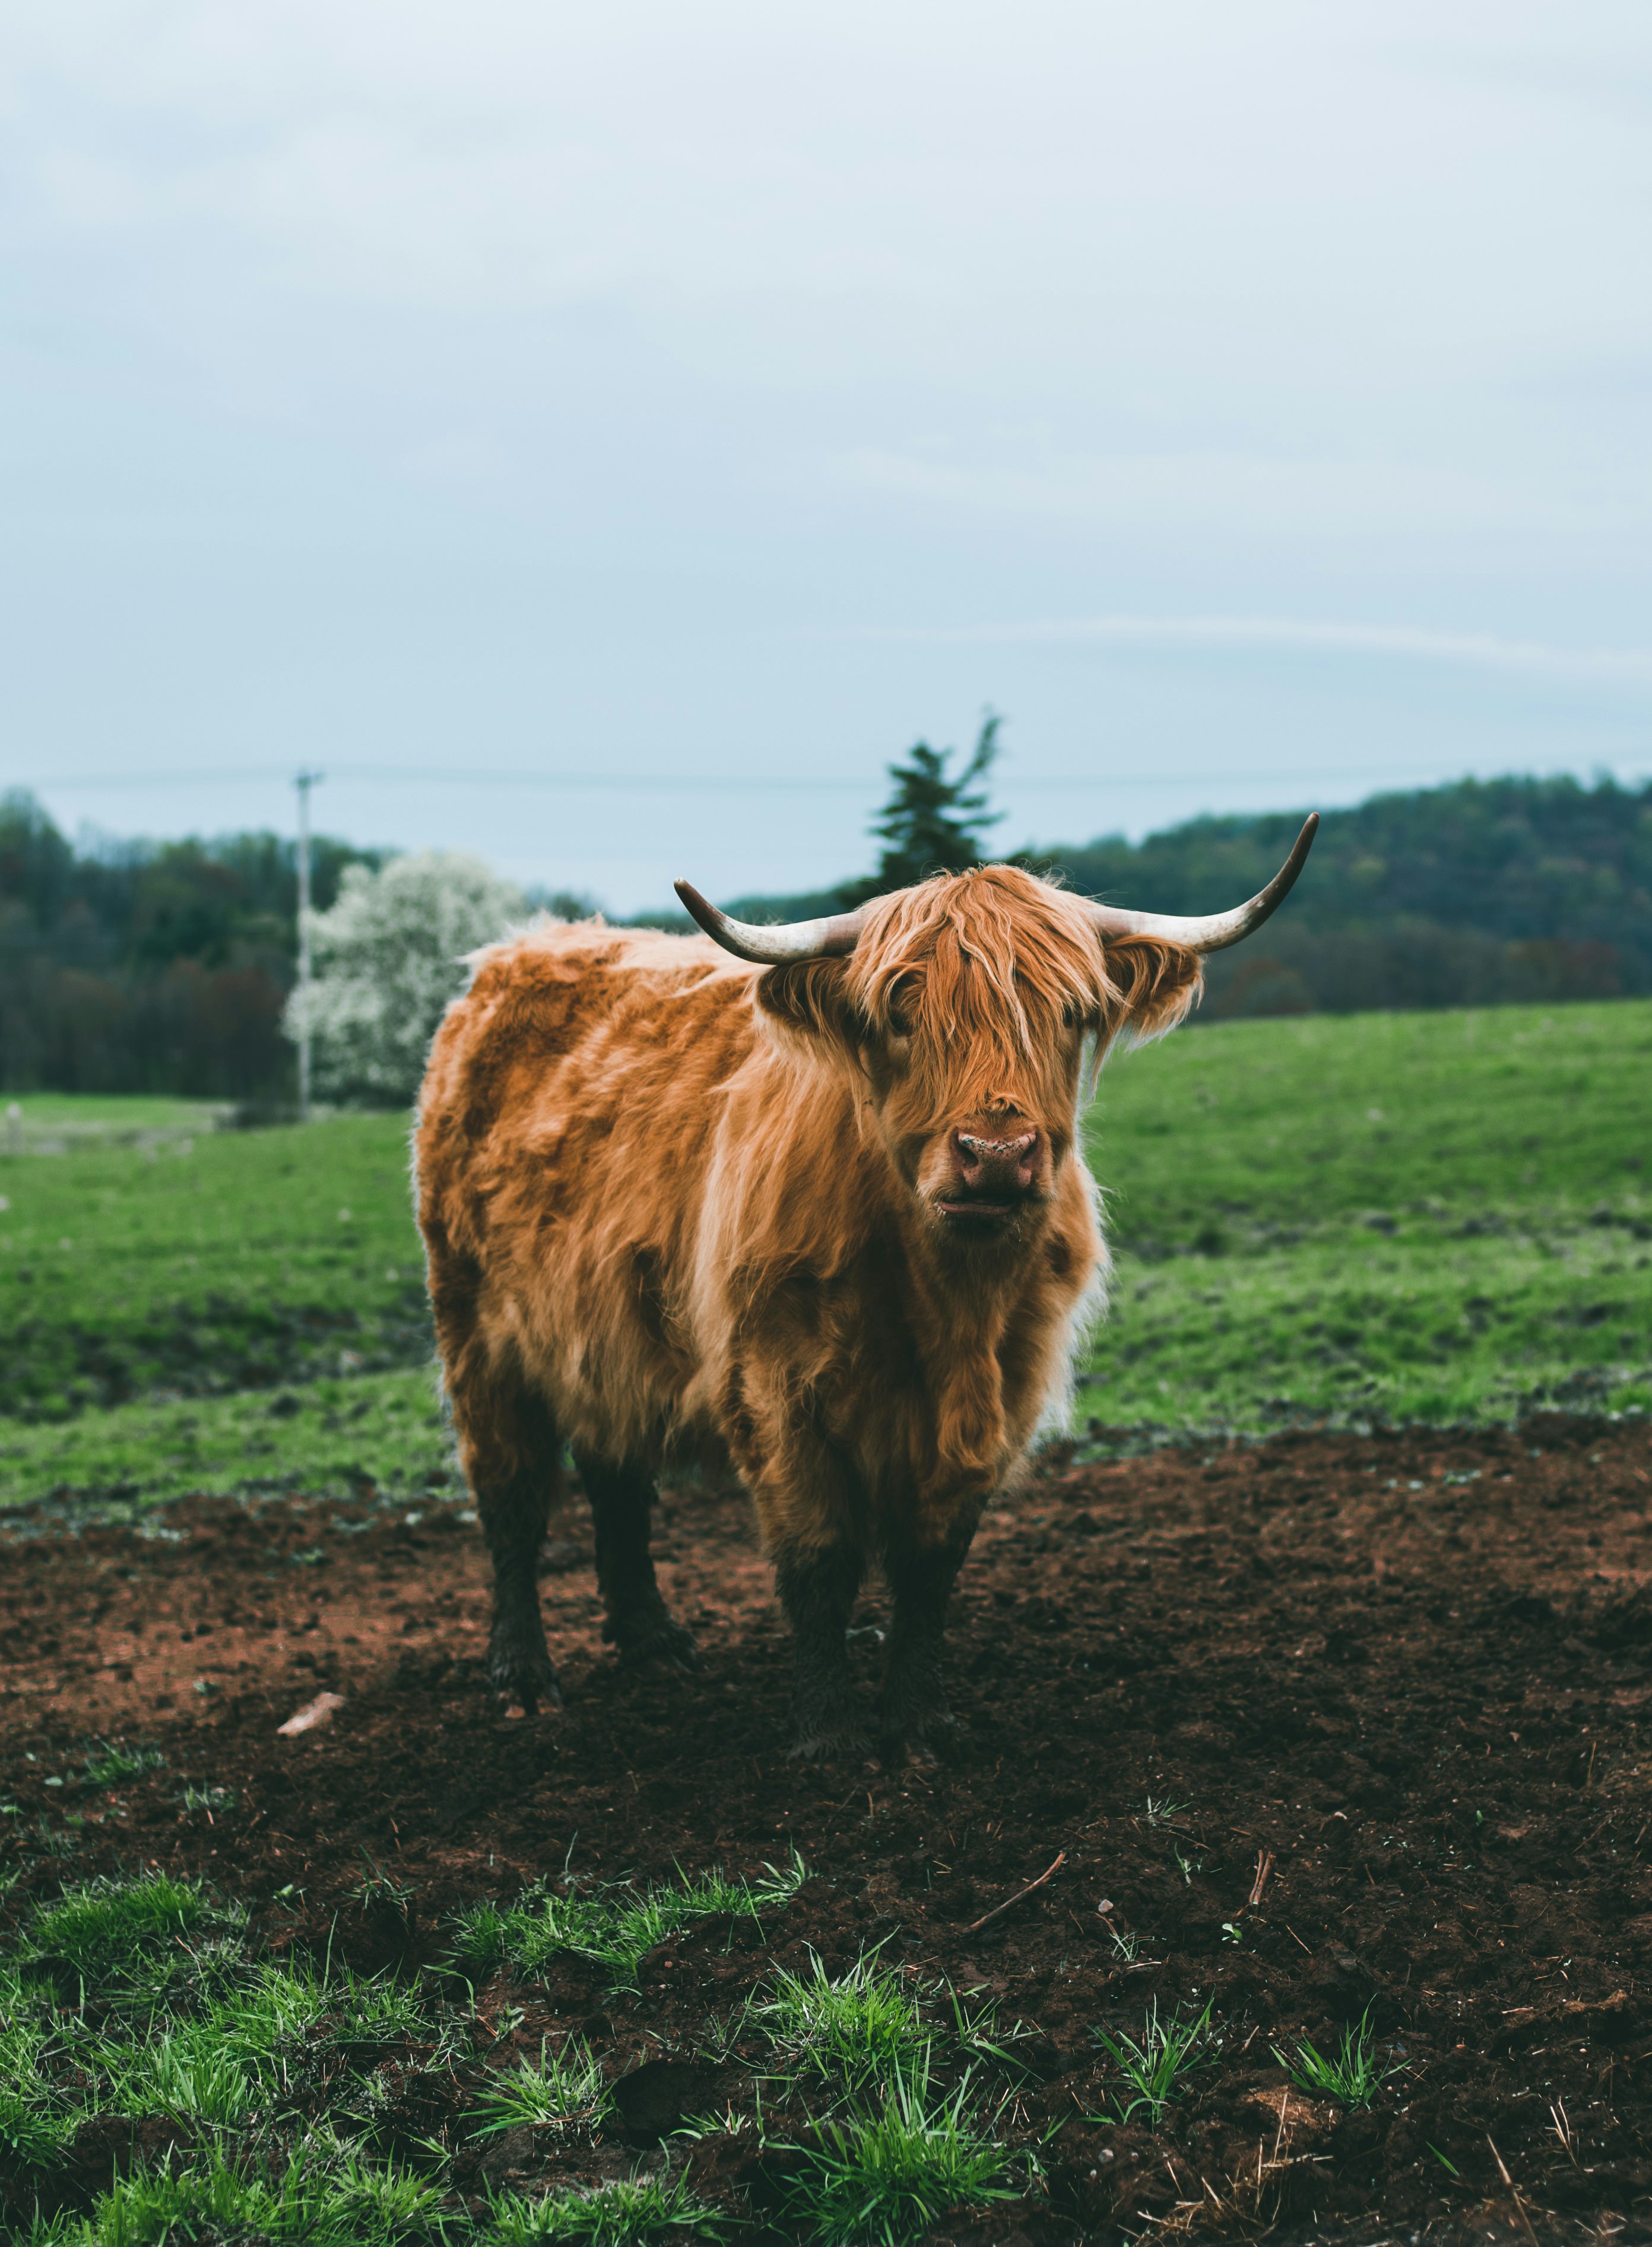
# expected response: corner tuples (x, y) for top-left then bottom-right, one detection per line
(3, 744), (1649, 1100)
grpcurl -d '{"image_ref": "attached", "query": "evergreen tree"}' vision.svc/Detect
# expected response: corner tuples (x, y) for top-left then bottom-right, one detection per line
(842, 713), (1005, 904)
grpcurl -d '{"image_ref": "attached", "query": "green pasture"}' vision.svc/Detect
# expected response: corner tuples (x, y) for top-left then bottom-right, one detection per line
(0, 997), (1647, 1508)
(1079, 997), (1652, 1431)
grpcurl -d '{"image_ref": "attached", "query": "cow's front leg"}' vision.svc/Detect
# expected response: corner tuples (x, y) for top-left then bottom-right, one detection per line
(574, 1450), (698, 1671)
(775, 1542), (864, 1760)
(880, 1525), (977, 1761)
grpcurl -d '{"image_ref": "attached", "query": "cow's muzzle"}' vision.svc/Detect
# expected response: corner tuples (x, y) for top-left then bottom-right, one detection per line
(935, 1128), (1042, 1224)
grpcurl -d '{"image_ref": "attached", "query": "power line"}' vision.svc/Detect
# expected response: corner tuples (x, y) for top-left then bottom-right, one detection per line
(11, 753), (1576, 796)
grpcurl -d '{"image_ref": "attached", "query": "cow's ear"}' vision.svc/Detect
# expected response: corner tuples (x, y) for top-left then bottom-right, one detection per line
(1102, 936), (1204, 1042)
(756, 959), (866, 1051)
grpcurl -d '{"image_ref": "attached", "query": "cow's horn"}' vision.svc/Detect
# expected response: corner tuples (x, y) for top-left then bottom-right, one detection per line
(1086, 813), (1318, 955)
(675, 880), (868, 965)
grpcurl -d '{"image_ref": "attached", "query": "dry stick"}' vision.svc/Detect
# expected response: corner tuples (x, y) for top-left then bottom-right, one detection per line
(960, 1850), (1067, 1936)
(1487, 2137), (1541, 2247)
(1249, 1849), (1275, 1907)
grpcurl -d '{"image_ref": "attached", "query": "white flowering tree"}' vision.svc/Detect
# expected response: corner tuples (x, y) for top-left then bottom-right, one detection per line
(284, 851), (526, 1105)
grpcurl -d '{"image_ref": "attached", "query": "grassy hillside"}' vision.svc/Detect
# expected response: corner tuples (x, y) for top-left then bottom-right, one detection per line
(1, 997), (1648, 1506)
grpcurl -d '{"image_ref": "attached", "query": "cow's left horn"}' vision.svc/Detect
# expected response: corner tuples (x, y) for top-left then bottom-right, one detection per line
(675, 881), (868, 965)
(1086, 813), (1318, 955)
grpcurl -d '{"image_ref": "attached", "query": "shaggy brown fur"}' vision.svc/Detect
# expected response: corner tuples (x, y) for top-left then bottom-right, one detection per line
(414, 863), (1201, 1757)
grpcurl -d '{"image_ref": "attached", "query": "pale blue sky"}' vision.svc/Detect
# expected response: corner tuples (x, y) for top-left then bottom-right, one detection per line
(3, 1), (1649, 910)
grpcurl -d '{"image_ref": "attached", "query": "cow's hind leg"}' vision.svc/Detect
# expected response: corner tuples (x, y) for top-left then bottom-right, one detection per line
(879, 1523), (978, 1762)
(775, 1542), (865, 1760)
(451, 1375), (562, 1712)
(573, 1450), (697, 1671)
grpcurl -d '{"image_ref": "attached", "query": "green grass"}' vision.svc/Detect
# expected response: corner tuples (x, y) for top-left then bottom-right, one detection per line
(484, 2172), (724, 2245)
(27, 1869), (217, 1977)
(0, 1866), (822, 2247)
(0, 1868), (1069, 2244)
(452, 1858), (807, 1991)
(1273, 2007), (1398, 2109)
(770, 2050), (1032, 2246)
(0, 1107), (428, 1422)
(1080, 998), (1652, 1430)
(754, 1950), (928, 2097)
(0, 1364), (454, 1510)
(1091, 1998), (1217, 2128)
(470, 2036), (610, 2137)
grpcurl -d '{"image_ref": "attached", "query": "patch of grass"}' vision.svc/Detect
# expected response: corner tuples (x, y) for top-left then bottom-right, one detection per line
(1093, 1998), (1216, 2128)
(78, 1739), (165, 1789)
(471, 2036), (608, 2137)
(180, 1783), (237, 1812)
(1274, 2008), (1397, 2108)
(0, 1107), (429, 1428)
(0, 1866), (1049, 2246)
(28, 1870), (219, 1977)
(774, 2050), (1032, 2245)
(39, 2140), (445, 2247)
(1077, 998), (1652, 1431)
(0, 1365), (454, 1511)
(484, 2169), (724, 2245)
(755, 1950), (927, 2099)
(452, 1856), (807, 1991)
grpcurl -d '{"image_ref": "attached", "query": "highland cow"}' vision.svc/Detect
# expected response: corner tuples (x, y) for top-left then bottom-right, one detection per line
(413, 821), (1315, 1758)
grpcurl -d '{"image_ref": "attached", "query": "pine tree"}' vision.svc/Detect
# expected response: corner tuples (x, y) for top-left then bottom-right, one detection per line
(841, 713), (1005, 904)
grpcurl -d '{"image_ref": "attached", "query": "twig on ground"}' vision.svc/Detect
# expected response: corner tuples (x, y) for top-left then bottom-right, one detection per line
(961, 1849), (1067, 1935)
(1487, 2136), (1542, 2247)
(1249, 1848), (1274, 1906)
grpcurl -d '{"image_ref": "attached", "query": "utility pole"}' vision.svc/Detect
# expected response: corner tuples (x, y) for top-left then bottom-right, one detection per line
(294, 771), (324, 1120)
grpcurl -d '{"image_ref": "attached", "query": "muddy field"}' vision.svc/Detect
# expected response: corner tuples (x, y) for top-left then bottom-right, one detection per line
(5, 1415), (1652, 2243)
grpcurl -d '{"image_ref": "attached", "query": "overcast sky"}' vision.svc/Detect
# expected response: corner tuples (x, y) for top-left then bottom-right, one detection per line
(3, 1), (1649, 910)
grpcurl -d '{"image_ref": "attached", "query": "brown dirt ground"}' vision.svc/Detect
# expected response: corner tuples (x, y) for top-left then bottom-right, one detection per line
(5, 1415), (1652, 2245)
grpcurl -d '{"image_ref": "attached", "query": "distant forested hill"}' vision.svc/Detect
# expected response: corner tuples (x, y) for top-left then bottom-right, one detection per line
(0, 793), (379, 1096)
(722, 773), (1652, 1022)
(1051, 775), (1652, 1018)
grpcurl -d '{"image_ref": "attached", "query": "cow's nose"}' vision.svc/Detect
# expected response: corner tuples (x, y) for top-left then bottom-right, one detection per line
(955, 1129), (1039, 1189)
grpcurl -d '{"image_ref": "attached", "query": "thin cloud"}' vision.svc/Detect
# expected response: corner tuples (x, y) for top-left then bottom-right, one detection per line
(863, 614), (1652, 686)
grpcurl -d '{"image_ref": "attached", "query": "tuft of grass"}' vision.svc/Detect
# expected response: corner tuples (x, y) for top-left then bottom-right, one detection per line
(471, 2036), (608, 2137)
(78, 1741), (165, 1789)
(350, 1851), (416, 1923)
(484, 2168), (724, 2244)
(1273, 2008), (1397, 2108)
(775, 2050), (1032, 2245)
(1093, 1998), (1216, 2128)
(99, 2021), (259, 2128)
(28, 1871), (219, 1977)
(451, 1855), (806, 1991)
(1143, 1796), (1189, 1829)
(40, 2140), (445, 2247)
(180, 1783), (237, 1812)
(755, 1950), (927, 2098)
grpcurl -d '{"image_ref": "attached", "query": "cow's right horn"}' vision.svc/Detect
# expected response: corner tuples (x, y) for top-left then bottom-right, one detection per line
(675, 881), (868, 966)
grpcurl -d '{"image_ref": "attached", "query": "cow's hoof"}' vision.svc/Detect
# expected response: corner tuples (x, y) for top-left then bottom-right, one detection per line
(613, 1611), (700, 1674)
(487, 1634), (562, 1714)
(878, 1704), (957, 1767)
(787, 1723), (871, 1764)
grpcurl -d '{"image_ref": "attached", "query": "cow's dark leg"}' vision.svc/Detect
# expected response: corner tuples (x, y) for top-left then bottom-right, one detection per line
(448, 1370), (562, 1712)
(879, 1523), (978, 1761)
(573, 1449), (697, 1671)
(775, 1542), (865, 1760)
